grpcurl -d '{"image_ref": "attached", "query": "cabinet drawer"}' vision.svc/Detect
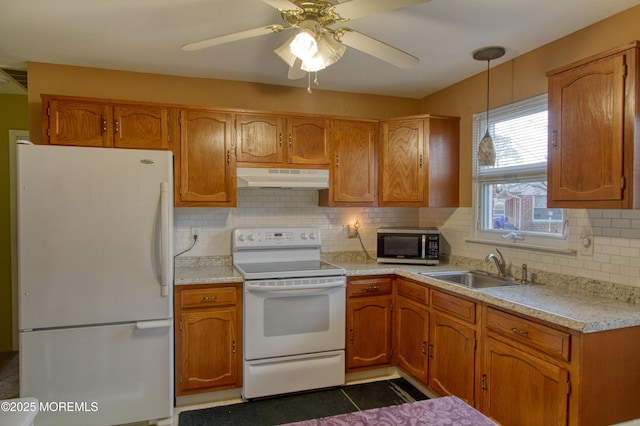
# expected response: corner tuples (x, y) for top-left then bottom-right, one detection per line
(431, 290), (475, 324)
(396, 278), (428, 305)
(347, 277), (392, 297)
(180, 286), (237, 309)
(486, 307), (571, 361)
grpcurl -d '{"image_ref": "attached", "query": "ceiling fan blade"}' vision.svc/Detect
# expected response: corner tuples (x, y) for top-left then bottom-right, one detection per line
(182, 25), (284, 51)
(333, 0), (430, 20)
(340, 30), (419, 68)
(261, 0), (301, 11)
(288, 59), (307, 80)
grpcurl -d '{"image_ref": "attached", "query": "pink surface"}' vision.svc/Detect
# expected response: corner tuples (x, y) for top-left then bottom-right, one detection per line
(283, 396), (498, 426)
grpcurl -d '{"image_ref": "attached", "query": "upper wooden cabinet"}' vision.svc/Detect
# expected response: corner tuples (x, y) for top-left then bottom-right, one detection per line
(287, 116), (331, 166)
(379, 115), (459, 207)
(235, 113), (285, 164)
(42, 95), (171, 150)
(547, 41), (640, 208)
(175, 109), (236, 207)
(319, 119), (377, 207)
(235, 114), (330, 167)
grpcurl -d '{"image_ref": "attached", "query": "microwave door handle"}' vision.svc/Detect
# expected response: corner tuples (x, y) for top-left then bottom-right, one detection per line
(422, 235), (426, 259)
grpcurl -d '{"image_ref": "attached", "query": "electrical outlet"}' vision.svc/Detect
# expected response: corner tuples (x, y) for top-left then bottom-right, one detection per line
(192, 227), (201, 239)
(347, 225), (357, 238)
(579, 227), (593, 255)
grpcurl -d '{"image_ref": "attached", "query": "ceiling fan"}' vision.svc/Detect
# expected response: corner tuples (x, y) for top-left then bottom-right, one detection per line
(182, 0), (430, 81)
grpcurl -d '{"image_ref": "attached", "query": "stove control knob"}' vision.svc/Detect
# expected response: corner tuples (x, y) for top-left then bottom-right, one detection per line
(237, 233), (245, 242)
(300, 232), (307, 240)
(309, 232), (317, 240)
(247, 233), (255, 241)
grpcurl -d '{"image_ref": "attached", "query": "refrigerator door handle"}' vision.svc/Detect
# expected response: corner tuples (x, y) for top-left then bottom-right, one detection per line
(160, 181), (170, 297)
(135, 319), (172, 330)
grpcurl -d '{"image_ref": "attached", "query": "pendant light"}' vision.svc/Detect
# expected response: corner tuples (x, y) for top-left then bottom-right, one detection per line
(473, 46), (505, 167)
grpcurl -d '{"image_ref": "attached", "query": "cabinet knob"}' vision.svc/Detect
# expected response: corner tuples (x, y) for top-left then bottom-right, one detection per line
(364, 285), (380, 292)
(201, 295), (217, 302)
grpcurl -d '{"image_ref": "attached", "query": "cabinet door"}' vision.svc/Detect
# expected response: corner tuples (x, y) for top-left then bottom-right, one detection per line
(46, 98), (112, 147)
(287, 117), (330, 165)
(346, 295), (393, 370)
(113, 104), (170, 150)
(482, 337), (569, 426)
(426, 117), (459, 207)
(236, 113), (285, 164)
(179, 309), (239, 392)
(178, 110), (235, 206)
(548, 52), (626, 206)
(331, 120), (377, 204)
(395, 296), (429, 384)
(379, 119), (425, 205)
(429, 312), (475, 404)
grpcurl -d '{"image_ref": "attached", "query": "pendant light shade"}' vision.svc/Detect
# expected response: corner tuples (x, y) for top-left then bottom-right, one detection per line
(473, 46), (505, 167)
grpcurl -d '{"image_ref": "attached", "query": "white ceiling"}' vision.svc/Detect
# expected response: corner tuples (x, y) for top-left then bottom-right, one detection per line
(1, 0), (639, 98)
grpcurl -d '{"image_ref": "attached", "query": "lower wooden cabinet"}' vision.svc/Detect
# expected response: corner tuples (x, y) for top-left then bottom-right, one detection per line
(394, 278), (430, 384)
(395, 292), (429, 383)
(174, 284), (242, 396)
(429, 312), (476, 404)
(345, 276), (394, 371)
(482, 336), (569, 426)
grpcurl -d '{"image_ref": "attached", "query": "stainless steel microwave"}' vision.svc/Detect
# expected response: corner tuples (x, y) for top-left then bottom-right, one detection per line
(377, 227), (440, 265)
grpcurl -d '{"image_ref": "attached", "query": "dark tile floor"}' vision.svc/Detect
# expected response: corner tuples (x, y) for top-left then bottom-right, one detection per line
(179, 377), (428, 426)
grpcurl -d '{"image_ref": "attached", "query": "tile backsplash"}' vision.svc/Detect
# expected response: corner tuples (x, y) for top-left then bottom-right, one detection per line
(175, 188), (640, 289)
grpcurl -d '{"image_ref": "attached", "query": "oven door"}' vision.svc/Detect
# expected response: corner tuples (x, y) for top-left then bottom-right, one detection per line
(244, 277), (346, 360)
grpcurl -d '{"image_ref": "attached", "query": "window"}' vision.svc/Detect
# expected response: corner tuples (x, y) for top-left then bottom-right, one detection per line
(473, 94), (567, 246)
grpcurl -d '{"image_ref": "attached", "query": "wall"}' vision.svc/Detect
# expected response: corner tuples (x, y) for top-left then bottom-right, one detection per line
(418, 4), (640, 289)
(0, 94), (28, 351)
(175, 189), (419, 259)
(26, 62), (421, 145)
(420, 3), (640, 206)
(11, 6), (640, 354)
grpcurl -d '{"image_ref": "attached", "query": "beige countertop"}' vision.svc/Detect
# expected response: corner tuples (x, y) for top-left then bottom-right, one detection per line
(174, 259), (640, 334)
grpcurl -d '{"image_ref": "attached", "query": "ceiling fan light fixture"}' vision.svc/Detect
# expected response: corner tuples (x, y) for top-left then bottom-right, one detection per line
(289, 29), (318, 60)
(301, 33), (346, 72)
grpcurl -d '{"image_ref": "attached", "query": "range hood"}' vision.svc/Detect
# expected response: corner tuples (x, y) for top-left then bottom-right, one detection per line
(237, 167), (329, 189)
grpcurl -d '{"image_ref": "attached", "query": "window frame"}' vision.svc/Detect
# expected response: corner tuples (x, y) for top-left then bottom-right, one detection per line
(472, 94), (568, 248)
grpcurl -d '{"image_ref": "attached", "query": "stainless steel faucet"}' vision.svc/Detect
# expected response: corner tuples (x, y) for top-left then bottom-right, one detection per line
(485, 248), (506, 277)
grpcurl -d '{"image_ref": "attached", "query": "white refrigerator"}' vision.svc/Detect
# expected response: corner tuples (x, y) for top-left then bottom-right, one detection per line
(17, 144), (174, 426)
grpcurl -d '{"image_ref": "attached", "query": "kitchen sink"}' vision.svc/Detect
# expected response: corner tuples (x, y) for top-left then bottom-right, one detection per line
(420, 270), (526, 289)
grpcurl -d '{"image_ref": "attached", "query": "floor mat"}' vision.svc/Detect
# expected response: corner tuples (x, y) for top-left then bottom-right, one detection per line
(179, 378), (428, 426)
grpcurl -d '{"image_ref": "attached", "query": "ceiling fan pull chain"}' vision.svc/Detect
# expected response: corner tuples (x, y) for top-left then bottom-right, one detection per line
(313, 72), (319, 86)
(307, 72), (312, 94)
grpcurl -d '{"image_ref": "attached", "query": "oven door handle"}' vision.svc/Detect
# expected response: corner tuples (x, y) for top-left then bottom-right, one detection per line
(246, 284), (345, 294)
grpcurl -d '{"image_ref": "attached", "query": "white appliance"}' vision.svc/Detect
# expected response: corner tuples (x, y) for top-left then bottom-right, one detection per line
(232, 227), (346, 399)
(236, 167), (330, 189)
(17, 144), (174, 426)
